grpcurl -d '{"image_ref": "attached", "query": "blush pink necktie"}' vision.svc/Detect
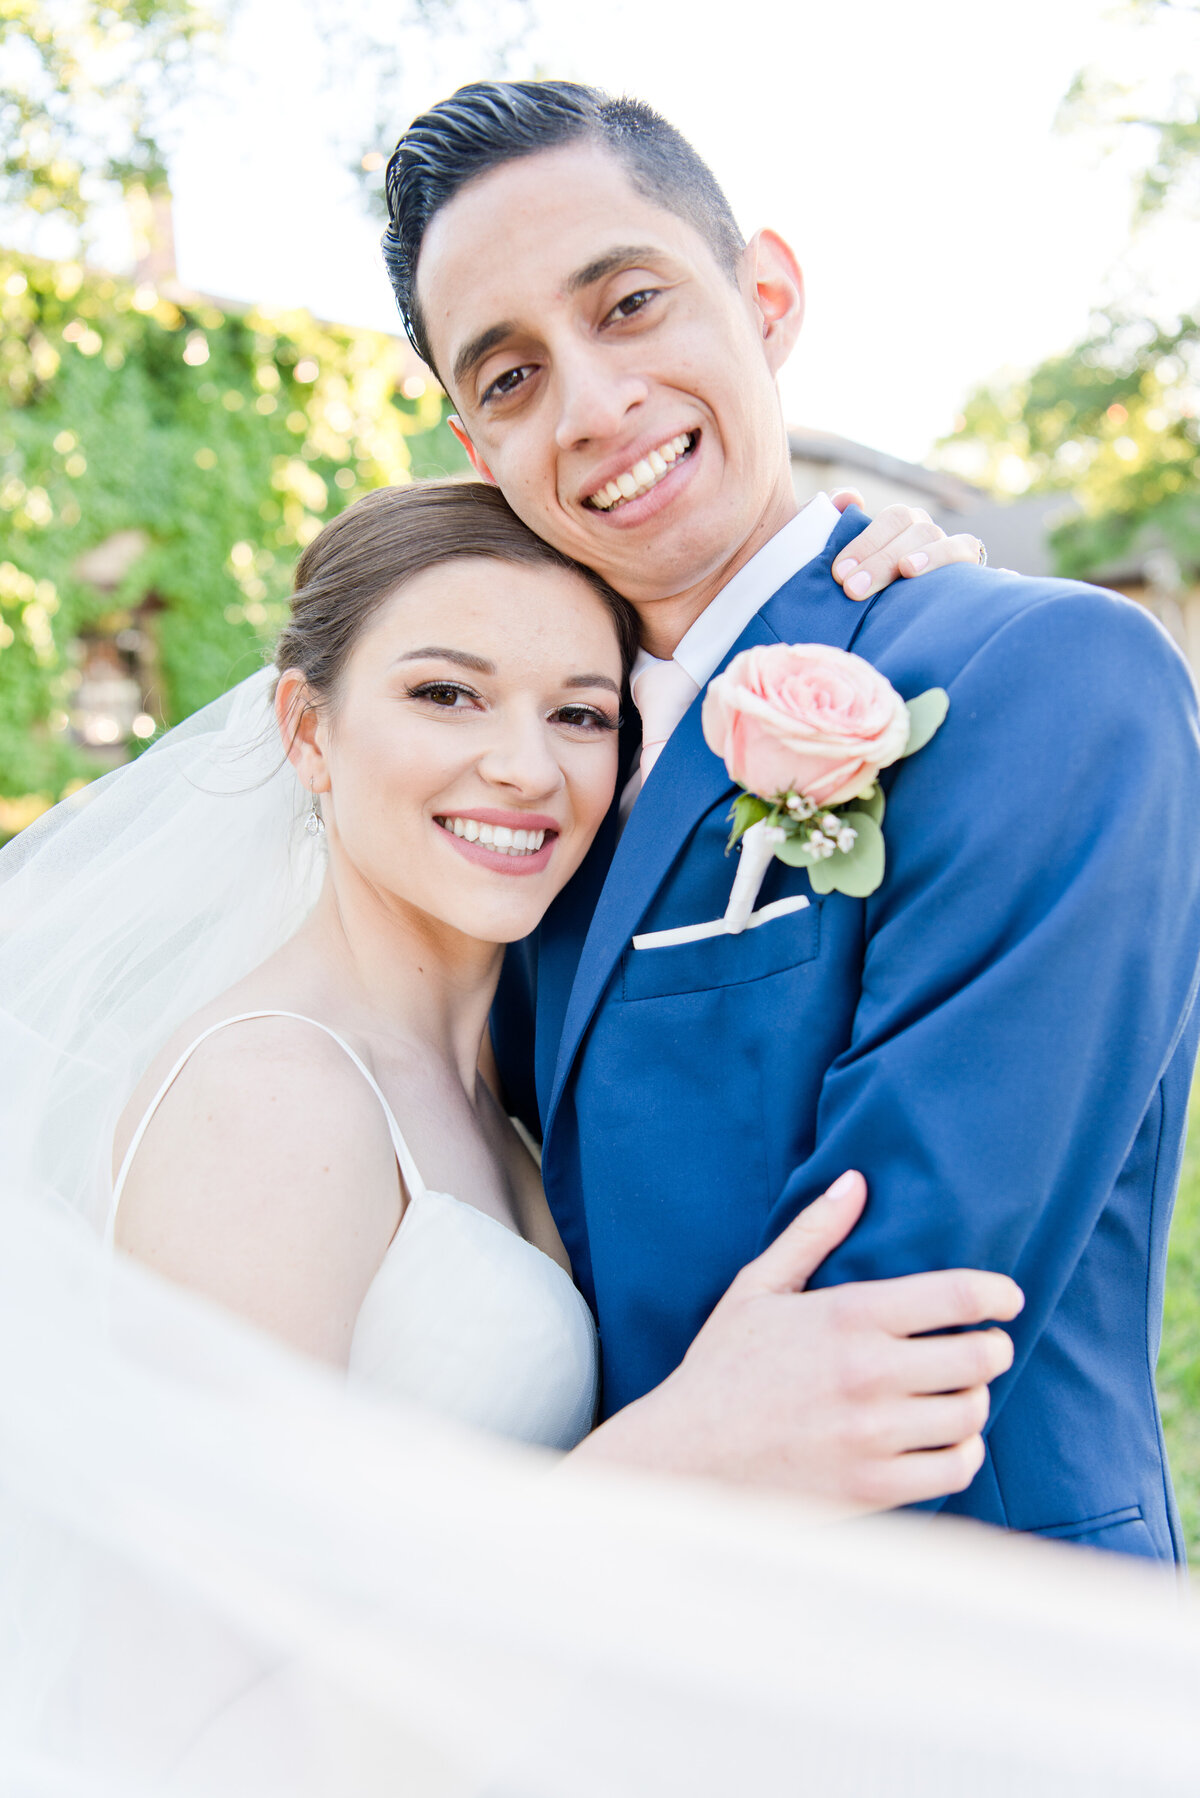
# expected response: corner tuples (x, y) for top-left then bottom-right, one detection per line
(632, 656), (701, 787)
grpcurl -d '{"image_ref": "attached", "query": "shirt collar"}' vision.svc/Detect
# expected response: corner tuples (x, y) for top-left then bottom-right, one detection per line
(629, 493), (842, 694)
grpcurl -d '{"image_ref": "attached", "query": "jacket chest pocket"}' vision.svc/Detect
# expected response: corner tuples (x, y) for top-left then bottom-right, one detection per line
(620, 899), (822, 1001)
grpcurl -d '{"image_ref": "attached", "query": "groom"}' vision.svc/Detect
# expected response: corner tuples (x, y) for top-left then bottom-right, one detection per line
(384, 82), (1200, 1556)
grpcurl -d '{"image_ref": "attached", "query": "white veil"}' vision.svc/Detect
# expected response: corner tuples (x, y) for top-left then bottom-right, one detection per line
(0, 667), (324, 1235)
(1, 669), (1198, 1796)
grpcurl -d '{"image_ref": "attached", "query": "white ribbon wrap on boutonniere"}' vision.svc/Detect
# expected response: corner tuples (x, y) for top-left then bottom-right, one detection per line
(702, 643), (949, 931)
(723, 820), (785, 934)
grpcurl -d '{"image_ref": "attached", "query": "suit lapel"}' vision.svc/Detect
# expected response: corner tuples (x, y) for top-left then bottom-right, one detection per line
(543, 508), (877, 1136)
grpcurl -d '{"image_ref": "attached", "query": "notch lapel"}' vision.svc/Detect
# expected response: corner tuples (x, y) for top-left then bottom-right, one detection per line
(543, 509), (877, 1138)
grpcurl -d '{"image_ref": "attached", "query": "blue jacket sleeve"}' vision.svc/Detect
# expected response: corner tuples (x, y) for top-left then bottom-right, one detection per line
(762, 585), (1200, 1360)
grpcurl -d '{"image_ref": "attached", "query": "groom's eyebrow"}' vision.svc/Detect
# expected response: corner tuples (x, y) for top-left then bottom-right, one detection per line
(453, 325), (513, 391)
(565, 245), (658, 294)
(451, 246), (661, 389)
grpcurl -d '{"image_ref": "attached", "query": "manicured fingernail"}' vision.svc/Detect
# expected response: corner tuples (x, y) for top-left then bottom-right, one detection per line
(824, 1171), (860, 1204)
(907, 551), (929, 573)
(845, 571), (872, 599)
(832, 557), (858, 581)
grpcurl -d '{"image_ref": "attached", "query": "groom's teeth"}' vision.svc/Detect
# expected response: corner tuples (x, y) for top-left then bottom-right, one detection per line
(438, 818), (548, 855)
(589, 433), (694, 510)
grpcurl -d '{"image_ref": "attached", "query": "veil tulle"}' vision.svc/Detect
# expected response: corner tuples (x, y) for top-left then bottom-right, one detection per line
(0, 666), (323, 1236)
(1, 670), (1199, 1796)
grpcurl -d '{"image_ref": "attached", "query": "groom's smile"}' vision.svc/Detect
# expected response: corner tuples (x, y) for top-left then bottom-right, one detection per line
(416, 143), (806, 649)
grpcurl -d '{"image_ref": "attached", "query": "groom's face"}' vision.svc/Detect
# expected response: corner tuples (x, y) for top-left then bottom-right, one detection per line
(416, 143), (800, 610)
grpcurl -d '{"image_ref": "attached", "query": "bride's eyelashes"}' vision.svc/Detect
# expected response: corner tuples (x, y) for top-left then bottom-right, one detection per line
(406, 679), (479, 710)
(551, 703), (620, 734)
(405, 681), (619, 734)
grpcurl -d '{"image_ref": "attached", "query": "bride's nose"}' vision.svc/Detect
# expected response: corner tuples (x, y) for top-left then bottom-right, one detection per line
(475, 708), (565, 798)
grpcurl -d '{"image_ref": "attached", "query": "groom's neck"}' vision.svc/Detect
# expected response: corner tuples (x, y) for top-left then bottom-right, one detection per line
(629, 488), (801, 661)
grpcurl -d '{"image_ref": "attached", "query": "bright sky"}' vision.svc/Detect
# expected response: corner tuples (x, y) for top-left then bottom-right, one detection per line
(154, 0), (1178, 463)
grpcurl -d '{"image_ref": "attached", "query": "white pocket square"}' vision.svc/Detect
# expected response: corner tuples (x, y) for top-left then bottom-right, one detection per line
(632, 892), (810, 951)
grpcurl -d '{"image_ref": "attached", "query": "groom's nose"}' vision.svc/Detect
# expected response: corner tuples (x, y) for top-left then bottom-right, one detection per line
(553, 341), (649, 451)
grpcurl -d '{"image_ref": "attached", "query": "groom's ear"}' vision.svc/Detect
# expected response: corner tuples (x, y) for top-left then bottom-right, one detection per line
(448, 416), (498, 486)
(743, 229), (805, 375)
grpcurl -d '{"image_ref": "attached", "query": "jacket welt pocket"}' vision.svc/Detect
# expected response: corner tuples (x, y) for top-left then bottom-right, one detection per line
(621, 902), (821, 1001)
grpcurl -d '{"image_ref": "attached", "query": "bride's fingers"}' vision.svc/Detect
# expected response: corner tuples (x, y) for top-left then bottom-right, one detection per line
(879, 1386), (992, 1455)
(899, 1326), (1016, 1396)
(829, 486), (866, 512)
(869, 1267), (1024, 1338)
(898, 530), (986, 578)
(736, 1172), (868, 1296)
(875, 1434), (988, 1508)
(834, 513), (943, 599)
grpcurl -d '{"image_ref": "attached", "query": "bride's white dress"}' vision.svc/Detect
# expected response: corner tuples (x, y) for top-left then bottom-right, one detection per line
(109, 1010), (599, 1454)
(96, 1011), (598, 1793)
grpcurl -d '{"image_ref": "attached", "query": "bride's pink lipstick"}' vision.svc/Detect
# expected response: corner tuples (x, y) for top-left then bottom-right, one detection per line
(433, 808), (560, 878)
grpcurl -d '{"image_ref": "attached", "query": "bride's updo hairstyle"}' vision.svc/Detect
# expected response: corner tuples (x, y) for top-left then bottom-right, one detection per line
(275, 480), (637, 713)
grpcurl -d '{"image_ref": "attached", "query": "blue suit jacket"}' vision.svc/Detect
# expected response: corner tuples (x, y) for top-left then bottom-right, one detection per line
(493, 510), (1200, 1560)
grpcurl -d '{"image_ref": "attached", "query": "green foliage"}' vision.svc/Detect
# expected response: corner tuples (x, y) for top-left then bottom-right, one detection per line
(725, 790), (770, 849)
(940, 312), (1200, 580)
(1159, 1076), (1200, 1560)
(0, 0), (223, 231)
(903, 688), (949, 757)
(943, 2), (1200, 583)
(0, 245), (465, 811)
(1057, 0), (1200, 222)
(806, 810), (883, 897)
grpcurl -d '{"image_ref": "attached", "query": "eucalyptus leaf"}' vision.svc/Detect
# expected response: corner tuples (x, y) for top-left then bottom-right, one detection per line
(902, 688), (950, 758)
(772, 832), (818, 867)
(726, 792), (770, 849)
(807, 811), (885, 898)
(856, 784), (886, 827)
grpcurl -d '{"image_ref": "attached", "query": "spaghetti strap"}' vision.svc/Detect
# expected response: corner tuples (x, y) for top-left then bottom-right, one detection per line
(107, 1010), (429, 1245)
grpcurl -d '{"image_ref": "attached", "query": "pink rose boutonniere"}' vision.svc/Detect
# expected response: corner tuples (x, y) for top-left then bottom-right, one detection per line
(701, 643), (948, 929)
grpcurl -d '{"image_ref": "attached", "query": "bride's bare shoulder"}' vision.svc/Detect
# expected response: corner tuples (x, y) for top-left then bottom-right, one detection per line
(114, 1006), (391, 1176)
(112, 1009), (405, 1364)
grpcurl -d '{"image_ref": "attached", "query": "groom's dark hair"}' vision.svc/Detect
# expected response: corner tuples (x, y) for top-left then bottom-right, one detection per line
(382, 80), (745, 375)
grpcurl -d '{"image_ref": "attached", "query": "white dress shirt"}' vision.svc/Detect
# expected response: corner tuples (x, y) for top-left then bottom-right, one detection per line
(620, 493), (842, 819)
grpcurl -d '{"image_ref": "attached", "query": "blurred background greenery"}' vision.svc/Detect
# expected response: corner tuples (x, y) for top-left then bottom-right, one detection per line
(1, 0), (1198, 1550)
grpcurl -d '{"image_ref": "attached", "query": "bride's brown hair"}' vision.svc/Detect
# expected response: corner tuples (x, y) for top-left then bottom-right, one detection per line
(274, 480), (637, 708)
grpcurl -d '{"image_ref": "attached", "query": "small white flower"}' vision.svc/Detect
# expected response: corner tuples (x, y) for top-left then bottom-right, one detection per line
(837, 826), (858, 854)
(786, 793), (814, 819)
(821, 813), (840, 834)
(808, 831), (836, 859)
(763, 824), (787, 844)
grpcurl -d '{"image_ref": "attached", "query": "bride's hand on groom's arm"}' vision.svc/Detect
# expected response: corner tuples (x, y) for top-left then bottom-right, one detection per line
(571, 1170), (1023, 1511)
(827, 490), (986, 601)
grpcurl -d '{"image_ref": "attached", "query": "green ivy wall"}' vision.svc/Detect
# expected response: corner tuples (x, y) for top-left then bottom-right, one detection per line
(0, 247), (466, 833)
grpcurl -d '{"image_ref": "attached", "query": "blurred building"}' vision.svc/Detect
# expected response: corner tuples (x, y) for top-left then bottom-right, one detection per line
(790, 427), (1200, 675)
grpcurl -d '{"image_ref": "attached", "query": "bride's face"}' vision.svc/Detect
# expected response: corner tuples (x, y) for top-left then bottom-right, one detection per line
(291, 555), (624, 946)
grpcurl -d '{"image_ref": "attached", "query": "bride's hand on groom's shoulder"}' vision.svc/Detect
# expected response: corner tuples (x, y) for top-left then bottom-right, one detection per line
(576, 1171), (1023, 1513)
(828, 490), (987, 602)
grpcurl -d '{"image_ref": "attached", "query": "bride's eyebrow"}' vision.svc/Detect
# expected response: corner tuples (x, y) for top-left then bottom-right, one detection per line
(396, 648), (495, 673)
